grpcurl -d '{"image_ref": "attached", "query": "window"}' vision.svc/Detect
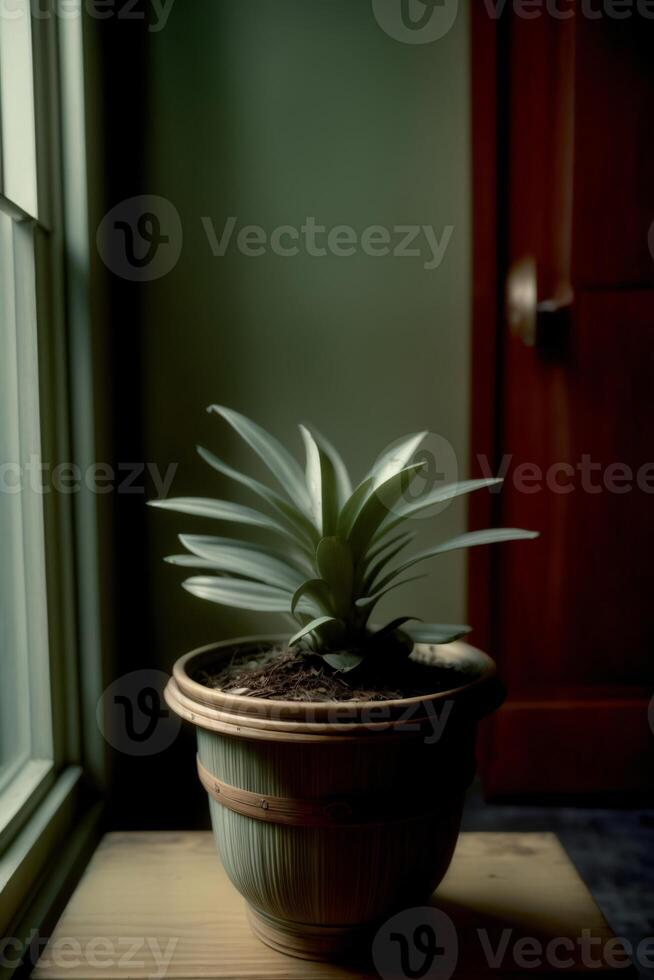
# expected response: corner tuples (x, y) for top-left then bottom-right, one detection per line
(0, 0), (56, 841)
(0, 213), (53, 832)
(0, 0), (104, 946)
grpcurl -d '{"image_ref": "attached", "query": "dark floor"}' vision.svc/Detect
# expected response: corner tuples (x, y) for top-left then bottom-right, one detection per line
(463, 783), (654, 977)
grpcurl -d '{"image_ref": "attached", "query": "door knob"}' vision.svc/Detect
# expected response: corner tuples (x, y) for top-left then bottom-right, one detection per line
(506, 256), (573, 348)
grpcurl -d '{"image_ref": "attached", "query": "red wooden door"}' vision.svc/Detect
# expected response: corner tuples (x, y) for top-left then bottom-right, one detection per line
(470, 9), (654, 799)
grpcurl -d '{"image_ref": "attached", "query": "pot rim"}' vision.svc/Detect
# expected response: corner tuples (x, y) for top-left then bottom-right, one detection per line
(165, 634), (502, 738)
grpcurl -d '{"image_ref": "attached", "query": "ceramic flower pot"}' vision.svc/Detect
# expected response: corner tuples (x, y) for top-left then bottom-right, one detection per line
(164, 634), (503, 960)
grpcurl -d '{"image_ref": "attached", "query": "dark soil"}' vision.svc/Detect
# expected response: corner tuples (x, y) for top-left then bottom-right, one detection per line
(195, 646), (472, 702)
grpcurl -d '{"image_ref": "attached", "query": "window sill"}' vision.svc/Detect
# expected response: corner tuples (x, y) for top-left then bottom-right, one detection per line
(0, 759), (54, 855)
(0, 766), (101, 945)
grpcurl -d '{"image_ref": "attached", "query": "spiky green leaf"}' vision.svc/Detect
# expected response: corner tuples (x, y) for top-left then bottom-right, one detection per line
(363, 530), (415, 569)
(336, 476), (374, 539)
(207, 404), (311, 514)
(355, 573), (426, 614)
(362, 534), (416, 592)
(372, 478), (505, 541)
(178, 535), (305, 591)
(307, 425), (352, 508)
(291, 578), (333, 617)
(183, 577), (293, 611)
(174, 533), (309, 571)
(375, 616), (420, 638)
(316, 536), (354, 618)
(348, 462), (426, 557)
(165, 555), (219, 569)
(322, 651), (365, 673)
(368, 431), (427, 487)
(197, 445), (318, 547)
(404, 623), (472, 645)
(289, 616), (342, 648)
(299, 425), (340, 535)
(374, 527), (539, 593)
(149, 496), (290, 535)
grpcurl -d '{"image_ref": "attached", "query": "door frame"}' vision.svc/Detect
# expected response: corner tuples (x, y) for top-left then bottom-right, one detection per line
(467, 6), (507, 660)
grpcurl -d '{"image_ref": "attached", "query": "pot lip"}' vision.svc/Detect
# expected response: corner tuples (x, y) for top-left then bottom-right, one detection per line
(171, 633), (498, 718)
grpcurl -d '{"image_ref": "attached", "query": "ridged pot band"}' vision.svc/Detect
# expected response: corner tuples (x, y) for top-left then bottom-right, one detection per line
(196, 756), (474, 828)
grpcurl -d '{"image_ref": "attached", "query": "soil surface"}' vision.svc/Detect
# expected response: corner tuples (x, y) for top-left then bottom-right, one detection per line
(195, 646), (471, 702)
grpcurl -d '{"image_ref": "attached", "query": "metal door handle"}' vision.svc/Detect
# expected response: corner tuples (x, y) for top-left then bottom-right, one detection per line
(507, 256), (573, 348)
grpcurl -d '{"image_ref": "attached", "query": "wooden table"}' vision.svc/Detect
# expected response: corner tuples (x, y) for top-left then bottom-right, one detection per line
(32, 832), (633, 978)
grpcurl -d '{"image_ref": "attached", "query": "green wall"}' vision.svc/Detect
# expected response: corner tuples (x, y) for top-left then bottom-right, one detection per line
(143, 0), (472, 661)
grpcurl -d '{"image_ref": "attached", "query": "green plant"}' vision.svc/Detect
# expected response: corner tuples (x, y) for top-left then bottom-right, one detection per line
(150, 406), (537, 672)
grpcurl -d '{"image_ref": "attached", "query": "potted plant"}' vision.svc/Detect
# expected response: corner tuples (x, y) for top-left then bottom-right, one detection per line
(151, 406), (536, 960)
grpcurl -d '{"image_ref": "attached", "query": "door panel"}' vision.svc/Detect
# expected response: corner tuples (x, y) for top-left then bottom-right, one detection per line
(471, 10), (654, 798)
(485, 700), (652, 798)
(573, 20), (654, 288)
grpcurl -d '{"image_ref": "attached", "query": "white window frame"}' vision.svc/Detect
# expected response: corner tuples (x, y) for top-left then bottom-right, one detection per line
(0, 0), (107, 953)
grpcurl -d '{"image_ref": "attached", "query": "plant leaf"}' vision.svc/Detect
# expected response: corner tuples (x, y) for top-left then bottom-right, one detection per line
(289, 616), (342, 647)
(362, 534), (416, 592)
(348, 462), (426, 558)
(372, 478), (505, 541)
(165, 555), (224, 568)
(178, 535), (305, 591)
(173, 533), (310, 572)
(363, 530), (415, 569)
(207, 404), (311, 514)
(197, 445), (318, 547)
(183, 577), (293, 611)
(307, 425), (352, 507)
(336, 476), (375, 539)
(316, 536), (354, 618)
(291, 578), (333, 616)
(404, 623), (472, 645)
(373, 527), (539, 593)
(322, 651), (365, 673)
(374, 616), (421, 638)
(299, 425), (339, 536)
(368, 431), (427, 487)
(355, 573), (426, 613)
(149, 496), (290, 534)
